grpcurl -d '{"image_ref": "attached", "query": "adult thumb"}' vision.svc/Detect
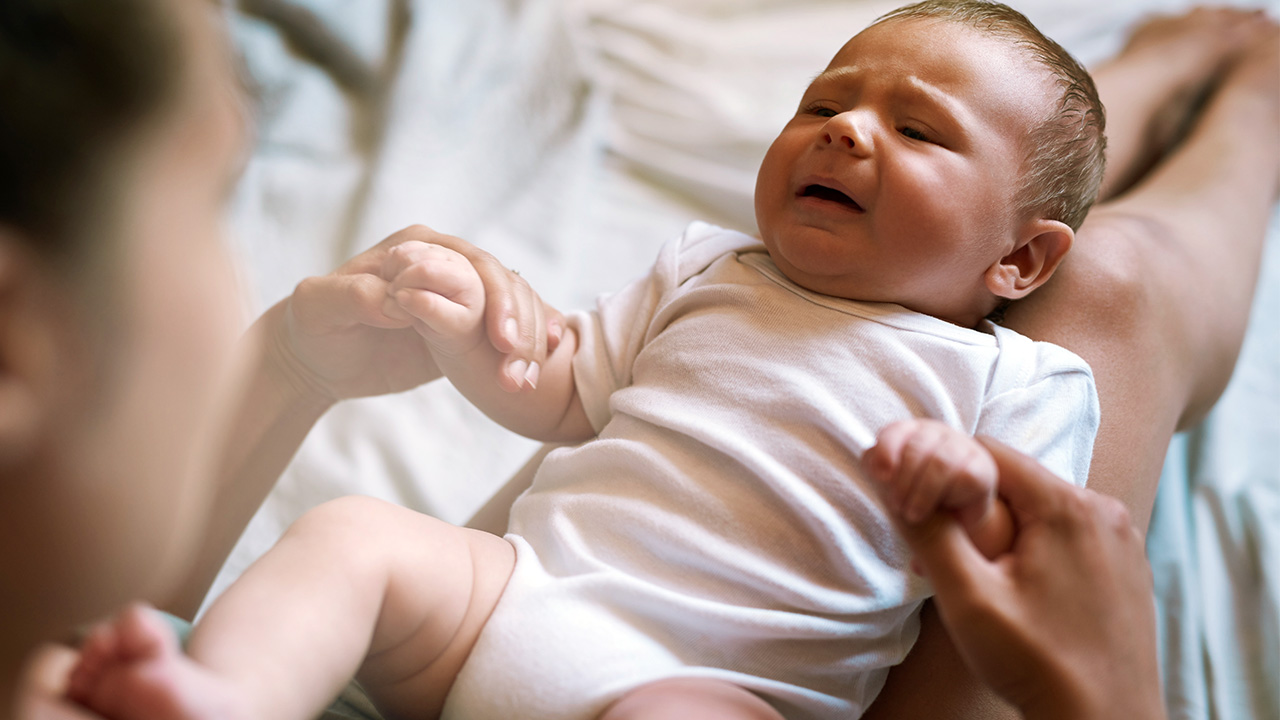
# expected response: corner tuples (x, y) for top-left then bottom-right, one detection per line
(897, 511), (994, 600)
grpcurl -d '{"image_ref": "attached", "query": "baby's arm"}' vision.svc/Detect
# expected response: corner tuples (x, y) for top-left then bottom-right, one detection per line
(863, 419), (1014, 561)
(382, 241), (593, 443)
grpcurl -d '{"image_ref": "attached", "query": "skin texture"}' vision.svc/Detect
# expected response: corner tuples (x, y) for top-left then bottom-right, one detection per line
(0, 0), (248, 712)
(754, 18), (1073, 328)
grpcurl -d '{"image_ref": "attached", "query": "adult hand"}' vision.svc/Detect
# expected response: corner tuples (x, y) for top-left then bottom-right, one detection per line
(268, 224), (562, 402)
(873, 437), (1165, 720)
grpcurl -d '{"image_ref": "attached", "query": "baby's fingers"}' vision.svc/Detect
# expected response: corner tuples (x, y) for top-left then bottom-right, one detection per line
(385, 245), (482, 306)
(896, 423), (955, 523)
(863, 420), (915, 482)
(902, 436), (997, 524)
(393, 288), (483, 354)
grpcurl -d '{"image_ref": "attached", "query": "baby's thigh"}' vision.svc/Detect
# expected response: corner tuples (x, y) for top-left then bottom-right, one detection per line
(598, 678), (784, 720)
(297, 496), (515, 718)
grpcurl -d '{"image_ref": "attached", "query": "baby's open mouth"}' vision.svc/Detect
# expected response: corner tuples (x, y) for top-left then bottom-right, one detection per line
(799, 184), (863, 212)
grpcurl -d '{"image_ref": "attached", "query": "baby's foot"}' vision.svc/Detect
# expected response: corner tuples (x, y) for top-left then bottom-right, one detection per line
(67, 604), (248, 720)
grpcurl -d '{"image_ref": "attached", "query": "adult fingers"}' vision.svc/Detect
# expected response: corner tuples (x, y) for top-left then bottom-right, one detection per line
(525, 286), (547, 388)
(446, 241), (543, 364)
(292, 272), (413, 333)
(896, 511), (997, 602)
(974, 436), (1070, 521)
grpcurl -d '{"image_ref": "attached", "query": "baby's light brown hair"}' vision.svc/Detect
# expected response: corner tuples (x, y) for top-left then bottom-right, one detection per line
(872, 0), (1107, 231)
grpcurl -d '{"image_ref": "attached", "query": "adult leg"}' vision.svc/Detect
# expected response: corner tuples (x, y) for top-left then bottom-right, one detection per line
(598, 678), (784, 720)
(1006, 22), (1279, 528)
(69, 496), (515, 720)
(1091, 8), (1274, 201)
(864, 14), (1279, 720)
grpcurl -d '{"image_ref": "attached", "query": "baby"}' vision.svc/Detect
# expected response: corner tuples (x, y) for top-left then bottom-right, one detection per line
(69, 2), (1103, 719)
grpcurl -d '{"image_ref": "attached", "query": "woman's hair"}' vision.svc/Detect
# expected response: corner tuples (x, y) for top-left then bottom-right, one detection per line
(0, 0), (180, 259)
(873, 0), (1107, 231)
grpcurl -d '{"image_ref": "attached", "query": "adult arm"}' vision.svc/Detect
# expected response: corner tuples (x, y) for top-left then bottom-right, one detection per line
(163, 225), (560, 619)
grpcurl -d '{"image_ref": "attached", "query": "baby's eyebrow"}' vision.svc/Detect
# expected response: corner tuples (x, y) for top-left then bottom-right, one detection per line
(807, 67), (964, 117)
(804, 69), (969, 133)
(898, 76), (969, 128)
(809, 65), (858, 88)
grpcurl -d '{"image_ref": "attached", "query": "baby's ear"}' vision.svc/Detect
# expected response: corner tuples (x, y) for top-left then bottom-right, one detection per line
(984, 219), (1074, 300)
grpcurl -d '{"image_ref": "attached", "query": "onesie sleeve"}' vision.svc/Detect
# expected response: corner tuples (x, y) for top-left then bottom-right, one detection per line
(974, 326), (1100, 488)
(567, 274), (663, 432)
(569, 222), (759, 433)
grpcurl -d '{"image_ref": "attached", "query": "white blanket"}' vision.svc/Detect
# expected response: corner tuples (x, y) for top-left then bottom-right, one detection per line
(212, 1), (1280, 718)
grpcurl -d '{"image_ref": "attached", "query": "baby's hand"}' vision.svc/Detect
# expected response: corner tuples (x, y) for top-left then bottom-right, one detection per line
(381, 241), (486, 357)
(863, 419), (1011, 561)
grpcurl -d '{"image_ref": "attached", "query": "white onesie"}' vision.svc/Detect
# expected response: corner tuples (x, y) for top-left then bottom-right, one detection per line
(443, 222), (1099, 719)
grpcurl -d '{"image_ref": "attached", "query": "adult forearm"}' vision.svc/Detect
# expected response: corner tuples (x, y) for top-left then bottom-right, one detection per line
(162, 302), (334, 620)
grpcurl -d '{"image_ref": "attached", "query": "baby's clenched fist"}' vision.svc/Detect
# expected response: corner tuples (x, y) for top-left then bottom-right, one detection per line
(381, 241), (486, 357)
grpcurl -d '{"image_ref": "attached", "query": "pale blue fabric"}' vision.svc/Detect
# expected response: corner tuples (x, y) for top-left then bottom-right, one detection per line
(1149, 206), (1280, 720)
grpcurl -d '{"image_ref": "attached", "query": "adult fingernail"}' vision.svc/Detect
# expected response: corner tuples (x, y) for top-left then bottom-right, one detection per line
(524, 362), (541, 390)
(503, 318), (519, 346)
(508, 359), (528, 386)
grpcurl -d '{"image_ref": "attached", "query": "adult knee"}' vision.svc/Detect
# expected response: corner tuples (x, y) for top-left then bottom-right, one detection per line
(1070, 212), (1169, 329)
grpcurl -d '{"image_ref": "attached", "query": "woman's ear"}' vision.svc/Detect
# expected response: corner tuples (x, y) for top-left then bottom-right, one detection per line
(984, 218), (1074, 300)
(0, 232), (69, 465)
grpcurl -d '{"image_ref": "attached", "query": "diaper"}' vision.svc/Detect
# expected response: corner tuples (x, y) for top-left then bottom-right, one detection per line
(439, 536), (884, 720)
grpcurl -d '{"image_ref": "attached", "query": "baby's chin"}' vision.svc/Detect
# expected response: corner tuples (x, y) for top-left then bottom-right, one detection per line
(759, 235), (865, 299)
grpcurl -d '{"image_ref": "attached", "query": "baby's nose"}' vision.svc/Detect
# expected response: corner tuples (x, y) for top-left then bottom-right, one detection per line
(821, 112), (871, 155)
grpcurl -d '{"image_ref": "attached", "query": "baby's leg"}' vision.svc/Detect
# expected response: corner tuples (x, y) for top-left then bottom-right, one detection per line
(71, 496), (515, 720)
(598, 678), (784, 720)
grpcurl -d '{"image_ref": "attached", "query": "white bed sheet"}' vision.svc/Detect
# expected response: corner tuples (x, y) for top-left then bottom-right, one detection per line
(212, 1), (1280, 717)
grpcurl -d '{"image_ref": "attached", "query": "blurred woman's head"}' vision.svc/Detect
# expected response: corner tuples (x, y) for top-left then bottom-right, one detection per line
(0, 0), (248, 679)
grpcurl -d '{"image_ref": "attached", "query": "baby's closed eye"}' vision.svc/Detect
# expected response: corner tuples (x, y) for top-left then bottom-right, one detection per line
(898, 126), (932, 142)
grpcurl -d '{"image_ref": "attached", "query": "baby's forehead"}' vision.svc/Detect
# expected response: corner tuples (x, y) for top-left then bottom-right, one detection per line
(819, 17), (1056, 114)
(830, 16), (1037, 72)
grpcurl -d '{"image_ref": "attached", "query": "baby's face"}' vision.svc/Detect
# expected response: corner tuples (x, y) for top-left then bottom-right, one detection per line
(754, 18), (1055, 326)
